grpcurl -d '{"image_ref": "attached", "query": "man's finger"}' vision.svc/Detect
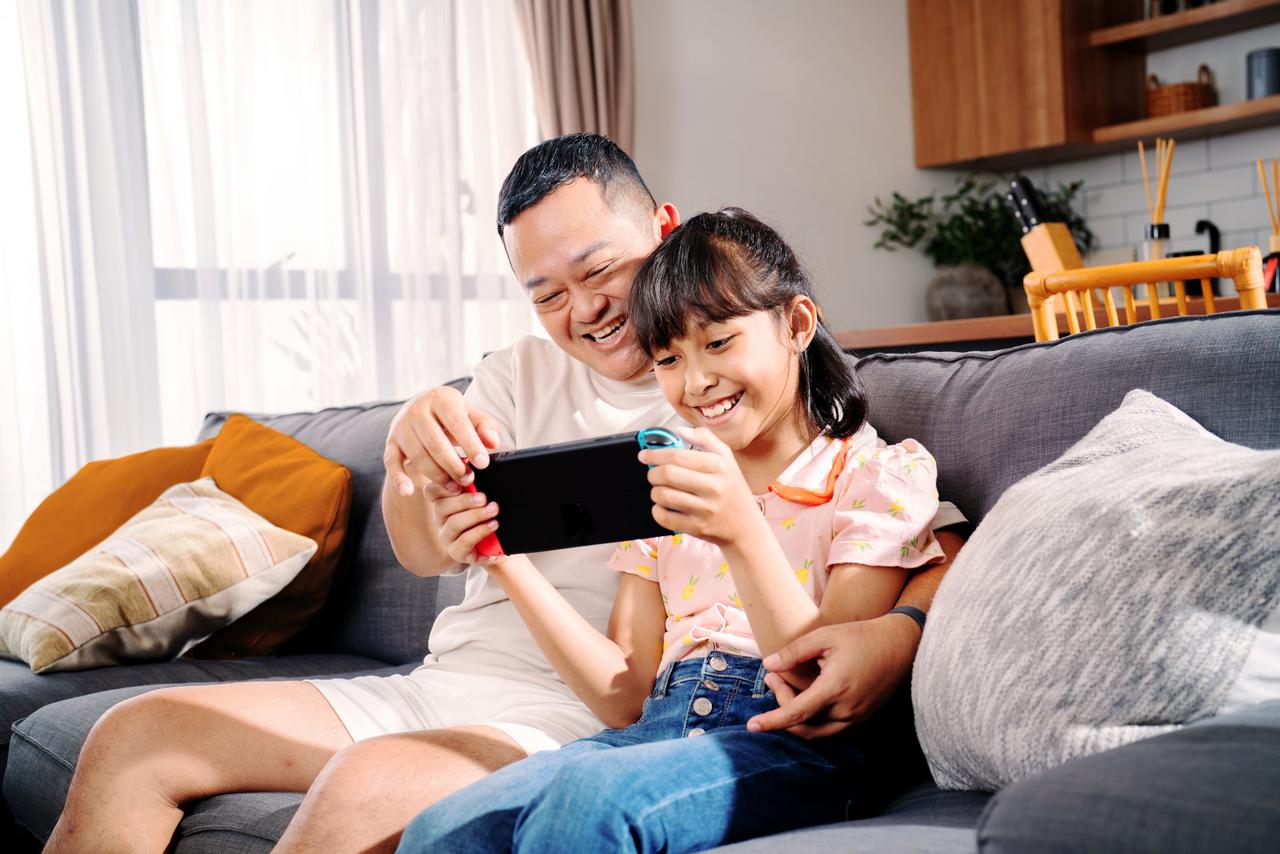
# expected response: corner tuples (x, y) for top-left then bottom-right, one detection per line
(747, 676), (835, 733)
(383, 447), (416, 497)
(437, 400), (489, 470)
(470, 409), (502, 453)
(762, 626), (835, 674)
(409, 416), (471, 485)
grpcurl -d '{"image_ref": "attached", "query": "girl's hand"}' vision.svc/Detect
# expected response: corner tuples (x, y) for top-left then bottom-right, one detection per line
(640, 427), (759, 547)
(423, 480), (501, 565)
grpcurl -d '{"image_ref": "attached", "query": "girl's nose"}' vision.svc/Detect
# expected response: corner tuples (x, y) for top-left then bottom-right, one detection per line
(684, 363), (715, 397)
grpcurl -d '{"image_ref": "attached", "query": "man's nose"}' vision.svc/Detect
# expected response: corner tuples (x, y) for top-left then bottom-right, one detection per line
(569, 289), (608, 324)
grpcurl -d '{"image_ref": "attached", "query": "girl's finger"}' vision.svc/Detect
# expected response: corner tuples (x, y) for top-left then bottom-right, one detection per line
(431, 490), (489, 521)
(441, 503), (500, 544)
(651, 504), (691, 534)
(646, 463), (718, 495)
(649, 486), (705, 517)
(676, 425), (731, 457)
(449, 514), (500, 563)
(639, 447), (721, 473)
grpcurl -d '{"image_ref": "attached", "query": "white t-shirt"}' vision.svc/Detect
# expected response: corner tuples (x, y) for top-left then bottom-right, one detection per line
(422, 336), (683, 686)
(421, 334), (966, 688)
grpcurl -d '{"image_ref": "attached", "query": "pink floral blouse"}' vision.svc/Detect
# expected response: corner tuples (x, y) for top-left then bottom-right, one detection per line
(608, 424), (944, 675)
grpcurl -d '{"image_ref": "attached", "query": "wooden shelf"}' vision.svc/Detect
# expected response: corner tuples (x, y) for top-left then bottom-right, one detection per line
(1092, 93), (1280, 143)
(1089, 0), (1280, 51)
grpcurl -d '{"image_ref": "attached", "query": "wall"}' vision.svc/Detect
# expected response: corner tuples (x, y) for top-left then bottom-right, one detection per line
(632, 0), (952, 330)
(632, 3), (1280, 327)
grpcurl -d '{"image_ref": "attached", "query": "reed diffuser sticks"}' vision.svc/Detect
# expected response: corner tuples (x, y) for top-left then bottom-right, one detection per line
(1259, 158), (1280, 249)
(1138, 137), (1176, 224)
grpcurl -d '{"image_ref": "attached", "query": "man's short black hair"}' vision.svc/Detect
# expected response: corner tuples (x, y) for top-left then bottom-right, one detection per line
(497, 133), (657, 238)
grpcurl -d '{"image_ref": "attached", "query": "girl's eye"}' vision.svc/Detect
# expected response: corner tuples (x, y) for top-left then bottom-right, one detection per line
(654, 355), (678, 368)
(707, 336), (732, 351)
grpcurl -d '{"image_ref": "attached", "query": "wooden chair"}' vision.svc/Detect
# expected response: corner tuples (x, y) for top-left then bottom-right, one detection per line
(1023, 246), (1268, 342)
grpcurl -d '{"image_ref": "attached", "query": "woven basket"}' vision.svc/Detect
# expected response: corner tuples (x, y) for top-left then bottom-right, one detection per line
(1147, 65), (1216, 118)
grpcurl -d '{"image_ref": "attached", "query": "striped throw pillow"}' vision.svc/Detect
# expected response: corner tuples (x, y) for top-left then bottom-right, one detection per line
(0, 477), (317, 672)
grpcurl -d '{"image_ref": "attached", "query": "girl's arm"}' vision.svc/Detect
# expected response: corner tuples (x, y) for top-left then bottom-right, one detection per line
(715, 520), (907, 657)
(485, 555), (666, 729)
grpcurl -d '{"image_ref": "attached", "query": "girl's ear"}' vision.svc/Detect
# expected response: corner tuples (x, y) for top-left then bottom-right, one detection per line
(787, 295), (819, 352)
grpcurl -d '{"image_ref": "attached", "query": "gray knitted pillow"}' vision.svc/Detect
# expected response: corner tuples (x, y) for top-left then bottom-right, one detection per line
(913, 389), (1280, 791)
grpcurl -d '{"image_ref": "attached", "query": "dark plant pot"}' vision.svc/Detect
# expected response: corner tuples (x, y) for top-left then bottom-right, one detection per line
(926, 265), (1008, 321)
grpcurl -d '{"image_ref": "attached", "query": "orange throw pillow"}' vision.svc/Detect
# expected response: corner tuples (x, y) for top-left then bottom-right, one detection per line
(0, 440), (215, 609)
(188, 414), (352, 658)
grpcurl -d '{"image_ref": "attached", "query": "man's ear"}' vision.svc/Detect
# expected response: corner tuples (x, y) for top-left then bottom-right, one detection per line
(655, 203), (680, 239)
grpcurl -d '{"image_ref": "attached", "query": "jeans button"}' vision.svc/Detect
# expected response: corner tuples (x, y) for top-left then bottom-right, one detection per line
(703, 680), (720, 691)
(687, 728), (706, 737)
(709, 655), (728, 672)
(692, 697), (713, 716)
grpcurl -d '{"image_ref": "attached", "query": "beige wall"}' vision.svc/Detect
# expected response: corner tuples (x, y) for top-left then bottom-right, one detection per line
(632, 0), (953, 330)
(632, 2), (1280, 330)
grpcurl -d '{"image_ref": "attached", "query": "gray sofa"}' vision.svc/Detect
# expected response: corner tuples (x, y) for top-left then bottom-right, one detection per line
(4, 311), (1280, 852)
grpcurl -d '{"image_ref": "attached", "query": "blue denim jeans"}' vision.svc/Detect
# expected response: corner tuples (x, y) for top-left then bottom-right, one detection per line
(396, 653), (882, 854)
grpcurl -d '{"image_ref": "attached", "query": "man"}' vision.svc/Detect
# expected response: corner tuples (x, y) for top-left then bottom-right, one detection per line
(47, 134), (962, 854)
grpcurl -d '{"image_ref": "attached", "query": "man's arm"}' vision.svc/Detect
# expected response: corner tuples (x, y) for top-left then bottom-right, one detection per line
(747, 527), (965, 738)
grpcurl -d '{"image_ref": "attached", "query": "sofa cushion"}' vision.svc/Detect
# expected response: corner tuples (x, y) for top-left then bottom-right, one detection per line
(199, 390), (469, 664)
(0, 478), (318, 673)
(4, 663), (413, 843)
(0, 439), (214, 610)
(705, 782), (989, 853)
(976, 700), (1280, 854)
(913, 390), (1280, 791)
(853, 310), (1280, 527)
(191, 414), (352, 659)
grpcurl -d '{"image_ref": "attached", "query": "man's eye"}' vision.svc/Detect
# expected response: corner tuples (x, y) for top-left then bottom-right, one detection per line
(587, 263), (613, 279)
(534, 292), (563, 306)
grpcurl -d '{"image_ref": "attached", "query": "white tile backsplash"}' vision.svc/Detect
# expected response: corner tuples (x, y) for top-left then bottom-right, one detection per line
(1048, 126), (1278, 254)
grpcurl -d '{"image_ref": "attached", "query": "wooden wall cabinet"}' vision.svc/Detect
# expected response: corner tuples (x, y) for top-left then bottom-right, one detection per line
(907, 0), (1143, 168)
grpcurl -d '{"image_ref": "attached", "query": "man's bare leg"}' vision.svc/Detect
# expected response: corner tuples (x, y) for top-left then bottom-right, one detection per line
(273, 725), (527, 854)
(45, 681), (353, 854)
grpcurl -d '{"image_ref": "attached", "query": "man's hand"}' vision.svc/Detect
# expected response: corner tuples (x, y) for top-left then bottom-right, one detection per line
(747, 612), (921, 739)
(384, 387), (502, 495)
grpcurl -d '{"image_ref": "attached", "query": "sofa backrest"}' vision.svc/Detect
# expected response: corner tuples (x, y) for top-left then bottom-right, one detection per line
(854, 310), (1280, 528)
(200, 382), (469, 664)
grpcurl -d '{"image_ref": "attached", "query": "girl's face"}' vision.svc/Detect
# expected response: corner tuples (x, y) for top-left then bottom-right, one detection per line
(652, 308), (808, 455)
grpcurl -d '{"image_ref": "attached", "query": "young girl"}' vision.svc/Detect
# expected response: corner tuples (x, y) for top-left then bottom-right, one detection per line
(399, 208), (945, 853)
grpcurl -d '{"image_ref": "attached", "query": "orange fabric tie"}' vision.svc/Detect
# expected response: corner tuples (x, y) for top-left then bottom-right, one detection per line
(767, 438), (852, 507)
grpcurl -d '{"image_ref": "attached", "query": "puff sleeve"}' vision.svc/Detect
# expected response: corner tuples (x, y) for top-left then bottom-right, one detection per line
(827, 438), (945, 570)
(608, 537), (661, 582)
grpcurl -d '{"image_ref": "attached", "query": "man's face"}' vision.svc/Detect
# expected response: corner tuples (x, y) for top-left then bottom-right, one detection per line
(503, 179), (673, 383)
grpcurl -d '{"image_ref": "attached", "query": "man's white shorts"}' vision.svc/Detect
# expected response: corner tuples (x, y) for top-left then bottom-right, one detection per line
(307, 664), (604, 756)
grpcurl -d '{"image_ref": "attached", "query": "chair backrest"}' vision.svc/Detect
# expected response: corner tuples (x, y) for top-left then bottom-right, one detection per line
(1022, 246), (1267, 341)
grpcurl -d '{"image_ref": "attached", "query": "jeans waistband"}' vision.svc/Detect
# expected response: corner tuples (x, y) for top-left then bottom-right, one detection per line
(652, 652), (767, 699)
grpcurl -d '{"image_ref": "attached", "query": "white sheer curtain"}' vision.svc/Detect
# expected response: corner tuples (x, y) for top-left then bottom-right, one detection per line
(1, 0), (542, 547)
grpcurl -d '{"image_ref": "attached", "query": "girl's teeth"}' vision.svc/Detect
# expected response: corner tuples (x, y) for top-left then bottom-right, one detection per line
(700, 394), (741, 418)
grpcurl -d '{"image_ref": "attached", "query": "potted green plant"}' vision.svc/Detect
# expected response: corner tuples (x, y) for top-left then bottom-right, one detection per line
(866, 176), (1094, 319)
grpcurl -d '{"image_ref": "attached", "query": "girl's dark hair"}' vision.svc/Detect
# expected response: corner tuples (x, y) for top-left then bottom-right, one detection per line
(630, 208), (867, 438)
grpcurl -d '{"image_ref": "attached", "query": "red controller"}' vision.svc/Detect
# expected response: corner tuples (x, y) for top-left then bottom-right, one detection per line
(463, 480), (504, 557)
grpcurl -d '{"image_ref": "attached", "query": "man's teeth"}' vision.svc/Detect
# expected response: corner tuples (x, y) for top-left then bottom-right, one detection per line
(587, 319), (625, 342)
(698, 393), (742, 418)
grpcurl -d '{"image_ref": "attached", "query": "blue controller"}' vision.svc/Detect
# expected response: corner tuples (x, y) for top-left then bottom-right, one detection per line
(636, 427), (684, 460)
(637, 428), (685, 534)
